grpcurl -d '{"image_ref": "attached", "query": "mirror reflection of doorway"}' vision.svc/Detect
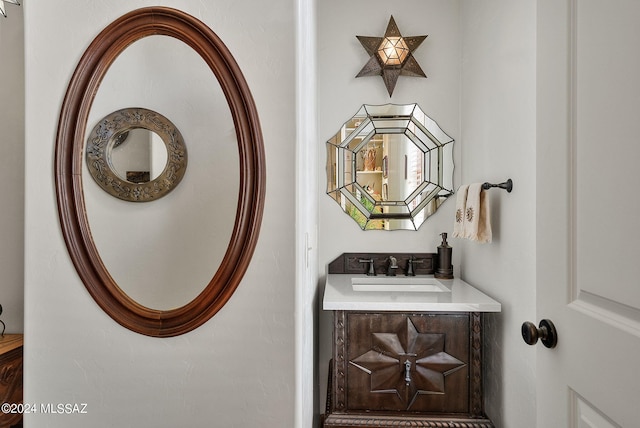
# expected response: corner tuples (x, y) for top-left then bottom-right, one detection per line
(110, 128), (168, 183)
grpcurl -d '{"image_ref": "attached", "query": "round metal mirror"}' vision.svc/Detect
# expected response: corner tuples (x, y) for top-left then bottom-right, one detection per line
(85, 108), (187, 201)
(326, 104), (454, 230)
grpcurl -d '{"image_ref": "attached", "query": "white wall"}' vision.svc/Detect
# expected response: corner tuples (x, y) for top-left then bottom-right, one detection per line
(0, 3), (24, 334)
(24, 1), (295, 427)
(459, 2), (537, 427)
(317, 0), (461, 413)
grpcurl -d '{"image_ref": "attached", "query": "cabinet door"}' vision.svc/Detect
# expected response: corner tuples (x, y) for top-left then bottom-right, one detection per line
(343, 312), (472, 414)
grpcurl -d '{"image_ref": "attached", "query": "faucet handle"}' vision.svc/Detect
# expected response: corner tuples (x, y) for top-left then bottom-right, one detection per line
(387, 256), (398, 276)
(406, 257), (424, 276)
(358, 258), (376, 276)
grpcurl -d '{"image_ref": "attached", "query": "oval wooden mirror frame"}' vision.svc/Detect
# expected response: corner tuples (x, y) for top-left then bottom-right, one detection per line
(55, 7), (265, 337)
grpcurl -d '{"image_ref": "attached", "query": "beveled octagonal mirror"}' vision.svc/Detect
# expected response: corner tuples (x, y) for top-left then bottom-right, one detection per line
(55, 7), (265, 337)
(326, 104), (454, 230)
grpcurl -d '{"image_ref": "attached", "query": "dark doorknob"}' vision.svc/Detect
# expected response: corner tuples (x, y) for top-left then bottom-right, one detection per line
(521, 319), (557, 348)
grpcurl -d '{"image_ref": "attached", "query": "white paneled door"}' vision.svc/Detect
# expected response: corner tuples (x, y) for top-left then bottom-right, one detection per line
(537, 0), (640, 426)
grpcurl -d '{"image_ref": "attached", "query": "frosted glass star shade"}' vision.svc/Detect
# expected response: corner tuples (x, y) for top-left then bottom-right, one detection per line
(377, 37), (410, 66)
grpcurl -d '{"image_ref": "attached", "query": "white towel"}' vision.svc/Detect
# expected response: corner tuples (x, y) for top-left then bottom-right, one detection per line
(464, 183), (492, 243)
(452, 184), (468, 238)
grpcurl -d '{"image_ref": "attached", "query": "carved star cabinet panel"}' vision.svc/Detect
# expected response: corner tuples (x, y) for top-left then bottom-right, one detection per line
(324, 312), (494, 428)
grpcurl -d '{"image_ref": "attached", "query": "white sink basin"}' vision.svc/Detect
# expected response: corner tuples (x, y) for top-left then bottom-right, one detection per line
(351, 276), (450, 293)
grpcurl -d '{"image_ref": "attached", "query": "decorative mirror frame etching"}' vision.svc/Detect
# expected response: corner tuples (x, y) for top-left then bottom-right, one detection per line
(86, 107), (187, 202)
(55, 7), (266, 337)
(326, 104), (454, 231)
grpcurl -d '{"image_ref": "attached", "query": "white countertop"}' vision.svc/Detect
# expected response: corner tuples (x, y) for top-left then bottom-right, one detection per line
(323, 274), (501, 312)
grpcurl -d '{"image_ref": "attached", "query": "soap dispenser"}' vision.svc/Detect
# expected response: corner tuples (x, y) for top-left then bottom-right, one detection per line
(435, 232), (454, 279)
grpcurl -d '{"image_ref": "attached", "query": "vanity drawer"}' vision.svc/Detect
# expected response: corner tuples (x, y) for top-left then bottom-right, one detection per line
(331, 312), (484, 417)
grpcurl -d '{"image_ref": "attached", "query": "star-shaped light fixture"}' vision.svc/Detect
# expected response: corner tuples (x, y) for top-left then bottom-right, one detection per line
(356, 16), (428, 97)
(0, 0), (20, 18)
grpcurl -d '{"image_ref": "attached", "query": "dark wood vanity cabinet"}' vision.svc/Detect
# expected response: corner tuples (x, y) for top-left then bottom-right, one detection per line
(0, 335), (23, 428)
(324, 312), (494, 428)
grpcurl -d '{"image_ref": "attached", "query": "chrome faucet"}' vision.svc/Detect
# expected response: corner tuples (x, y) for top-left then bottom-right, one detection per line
(386, 256), (398, 276)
